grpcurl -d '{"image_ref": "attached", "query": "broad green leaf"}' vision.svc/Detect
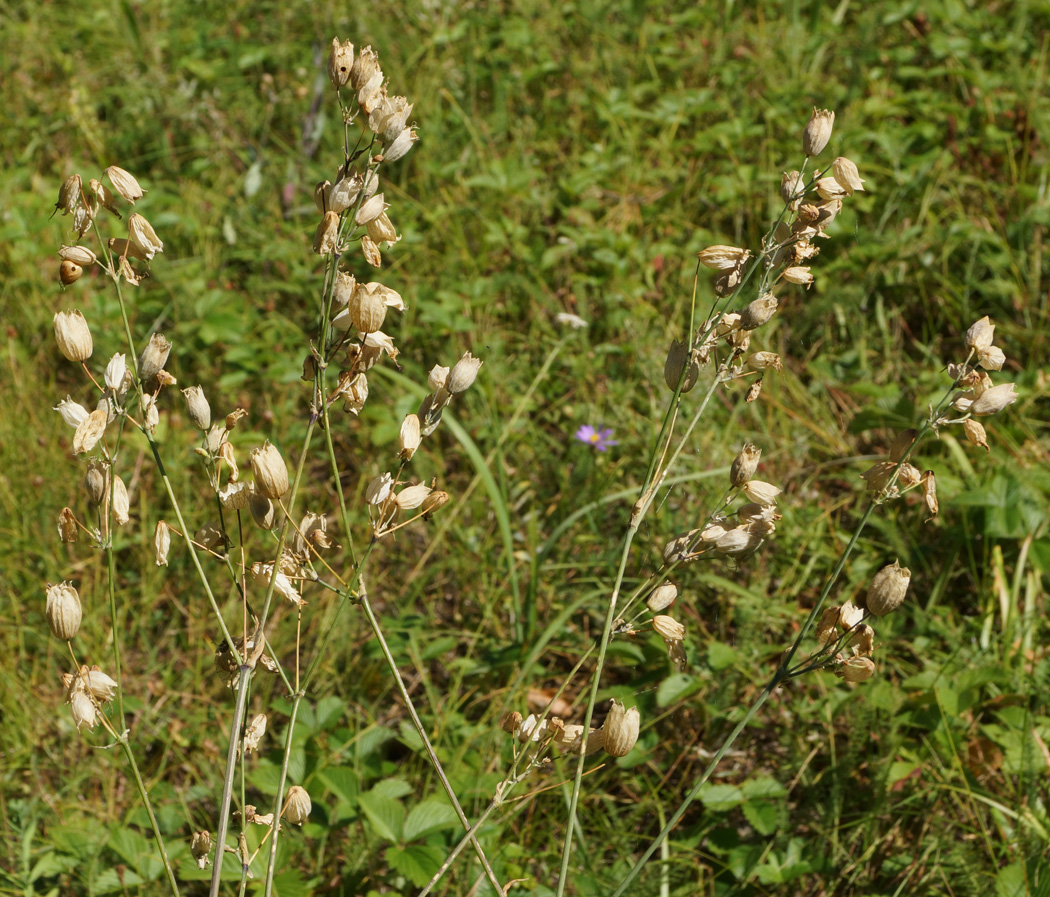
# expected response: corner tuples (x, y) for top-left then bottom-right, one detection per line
(357, 791), (404, 842)
(403, 798), (461, 841)
(385, 844), (445, 888)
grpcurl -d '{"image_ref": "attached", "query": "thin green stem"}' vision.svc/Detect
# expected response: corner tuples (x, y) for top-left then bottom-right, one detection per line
(357, 591), (503, 893)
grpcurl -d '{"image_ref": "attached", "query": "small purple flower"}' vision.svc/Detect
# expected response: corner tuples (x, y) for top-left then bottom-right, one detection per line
(575, 424), (618, 452)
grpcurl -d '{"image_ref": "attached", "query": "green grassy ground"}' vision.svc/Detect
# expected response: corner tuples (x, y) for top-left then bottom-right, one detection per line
(1, 1), (1048, 895)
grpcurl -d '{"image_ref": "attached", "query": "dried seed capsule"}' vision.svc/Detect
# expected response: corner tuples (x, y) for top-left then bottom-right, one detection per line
(366, 211), (398, 244)
(782, 266), (813, 286)
(448, 352), (483, 394)
(73, 409), (109, 454)
(55, 396), (89, 428)
(743, 480), (780, 506)
(45, 581), (82, 640)
(739, 293), (778, 330)
(652, 615), (685, 641)
(861, 560), (911, 617)
(181, 385), (212, 430)
(350, 282), (388, 333)
(313, 211), (340, 255)
(313, 179), (332, 214)
(970, 383), (1018, 416)
(350, 45), (381, 92)
(964, 316), (995, 351)
(243, 713), (267, 754)
(110, 474), (130, 526)
(646, 582), (678, 612)
(963, 419), (989, 452)
(398, 413), (421, 460)
(70, 690), (98, 730)
(283, 786), (311, 825)
(354, 193), (387, 225)
(781, 169), (804, 206)
(327, 38), (354, 89)
(921, 470), (938, 521)
(382, 127), (418, 163)
(831, 156), (865, 194)
(730, 443), (761, 488)
(394, 482), (432, 510)
(897, 462), (922, 489)
(154, 520), (172, 566)
(977, 345), (1006, 371)
(249, 494), (276, 529)
(746, 351), (782, 371)
(54, 309), (93, 362)
(190, 831), (212, 869)
(802, 108), (835, 156)
(59, 245), (97, 266)
(58, 507), (78, 542)
(697, 245), (750, 270)
(105, 165), (145, 204)
(85, 459), (107, 505)
(815, 606), (840, 644)
(837, 656), (875, 682)
(55, 174), (82, 216)
(249, 441), (290, 500)
(138, 333), (172, 381)
(421, 490), (450, 519)
(127, 212), (163, 259)
(602, 700), (640, 758)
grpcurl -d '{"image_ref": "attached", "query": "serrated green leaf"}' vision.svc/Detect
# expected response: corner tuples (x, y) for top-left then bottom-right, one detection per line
(318, 766), (360, 806)
(357, 791), (404, 842)
(403, 798), (460, 841)
(385, 843), (445, 888)
(371, 777), (413, 800)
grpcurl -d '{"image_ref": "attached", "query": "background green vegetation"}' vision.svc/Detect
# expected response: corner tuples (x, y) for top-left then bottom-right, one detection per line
(1, 0), (1048, 895)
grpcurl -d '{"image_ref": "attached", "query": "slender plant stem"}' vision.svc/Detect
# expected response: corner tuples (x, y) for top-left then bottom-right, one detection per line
(209, 668), (252, 897)
(117, 730), (182, 897)
(357, 591), (504, 893)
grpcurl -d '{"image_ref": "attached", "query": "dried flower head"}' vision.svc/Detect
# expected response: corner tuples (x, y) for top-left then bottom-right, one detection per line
(831, 157), (865, 195)
(54, 310), (93, 362)
(127, 213), (163, 259)
(697, 244), (750, 271)
(970, 383), (1018, 416)
(730, 443), (761, 488)
(836, 656), (875, 682)
(181, 386), (211, 430)
(398, 413), (421, 460)
(602, 700), (640, 757)
(249, 441), (290, 500)
(46, 581), (82, 640)
(283, 785), (312, 825)
(138, 333), (172, 381)
(448, 351), (483, 393)
(646, 582), (678, 612)
(327, 38), (354, 89)
(190, 831), (212, 869)
(105, 166), (145, 204)
(313, 211), (340, 255)
(243, 713), (267, 754)
(963, 418), (989, 452)
(964, 316), (995, 351)
(54, 174), (82, 216)
(861, 560), (912, 617)
(802, 108), (835, 156)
